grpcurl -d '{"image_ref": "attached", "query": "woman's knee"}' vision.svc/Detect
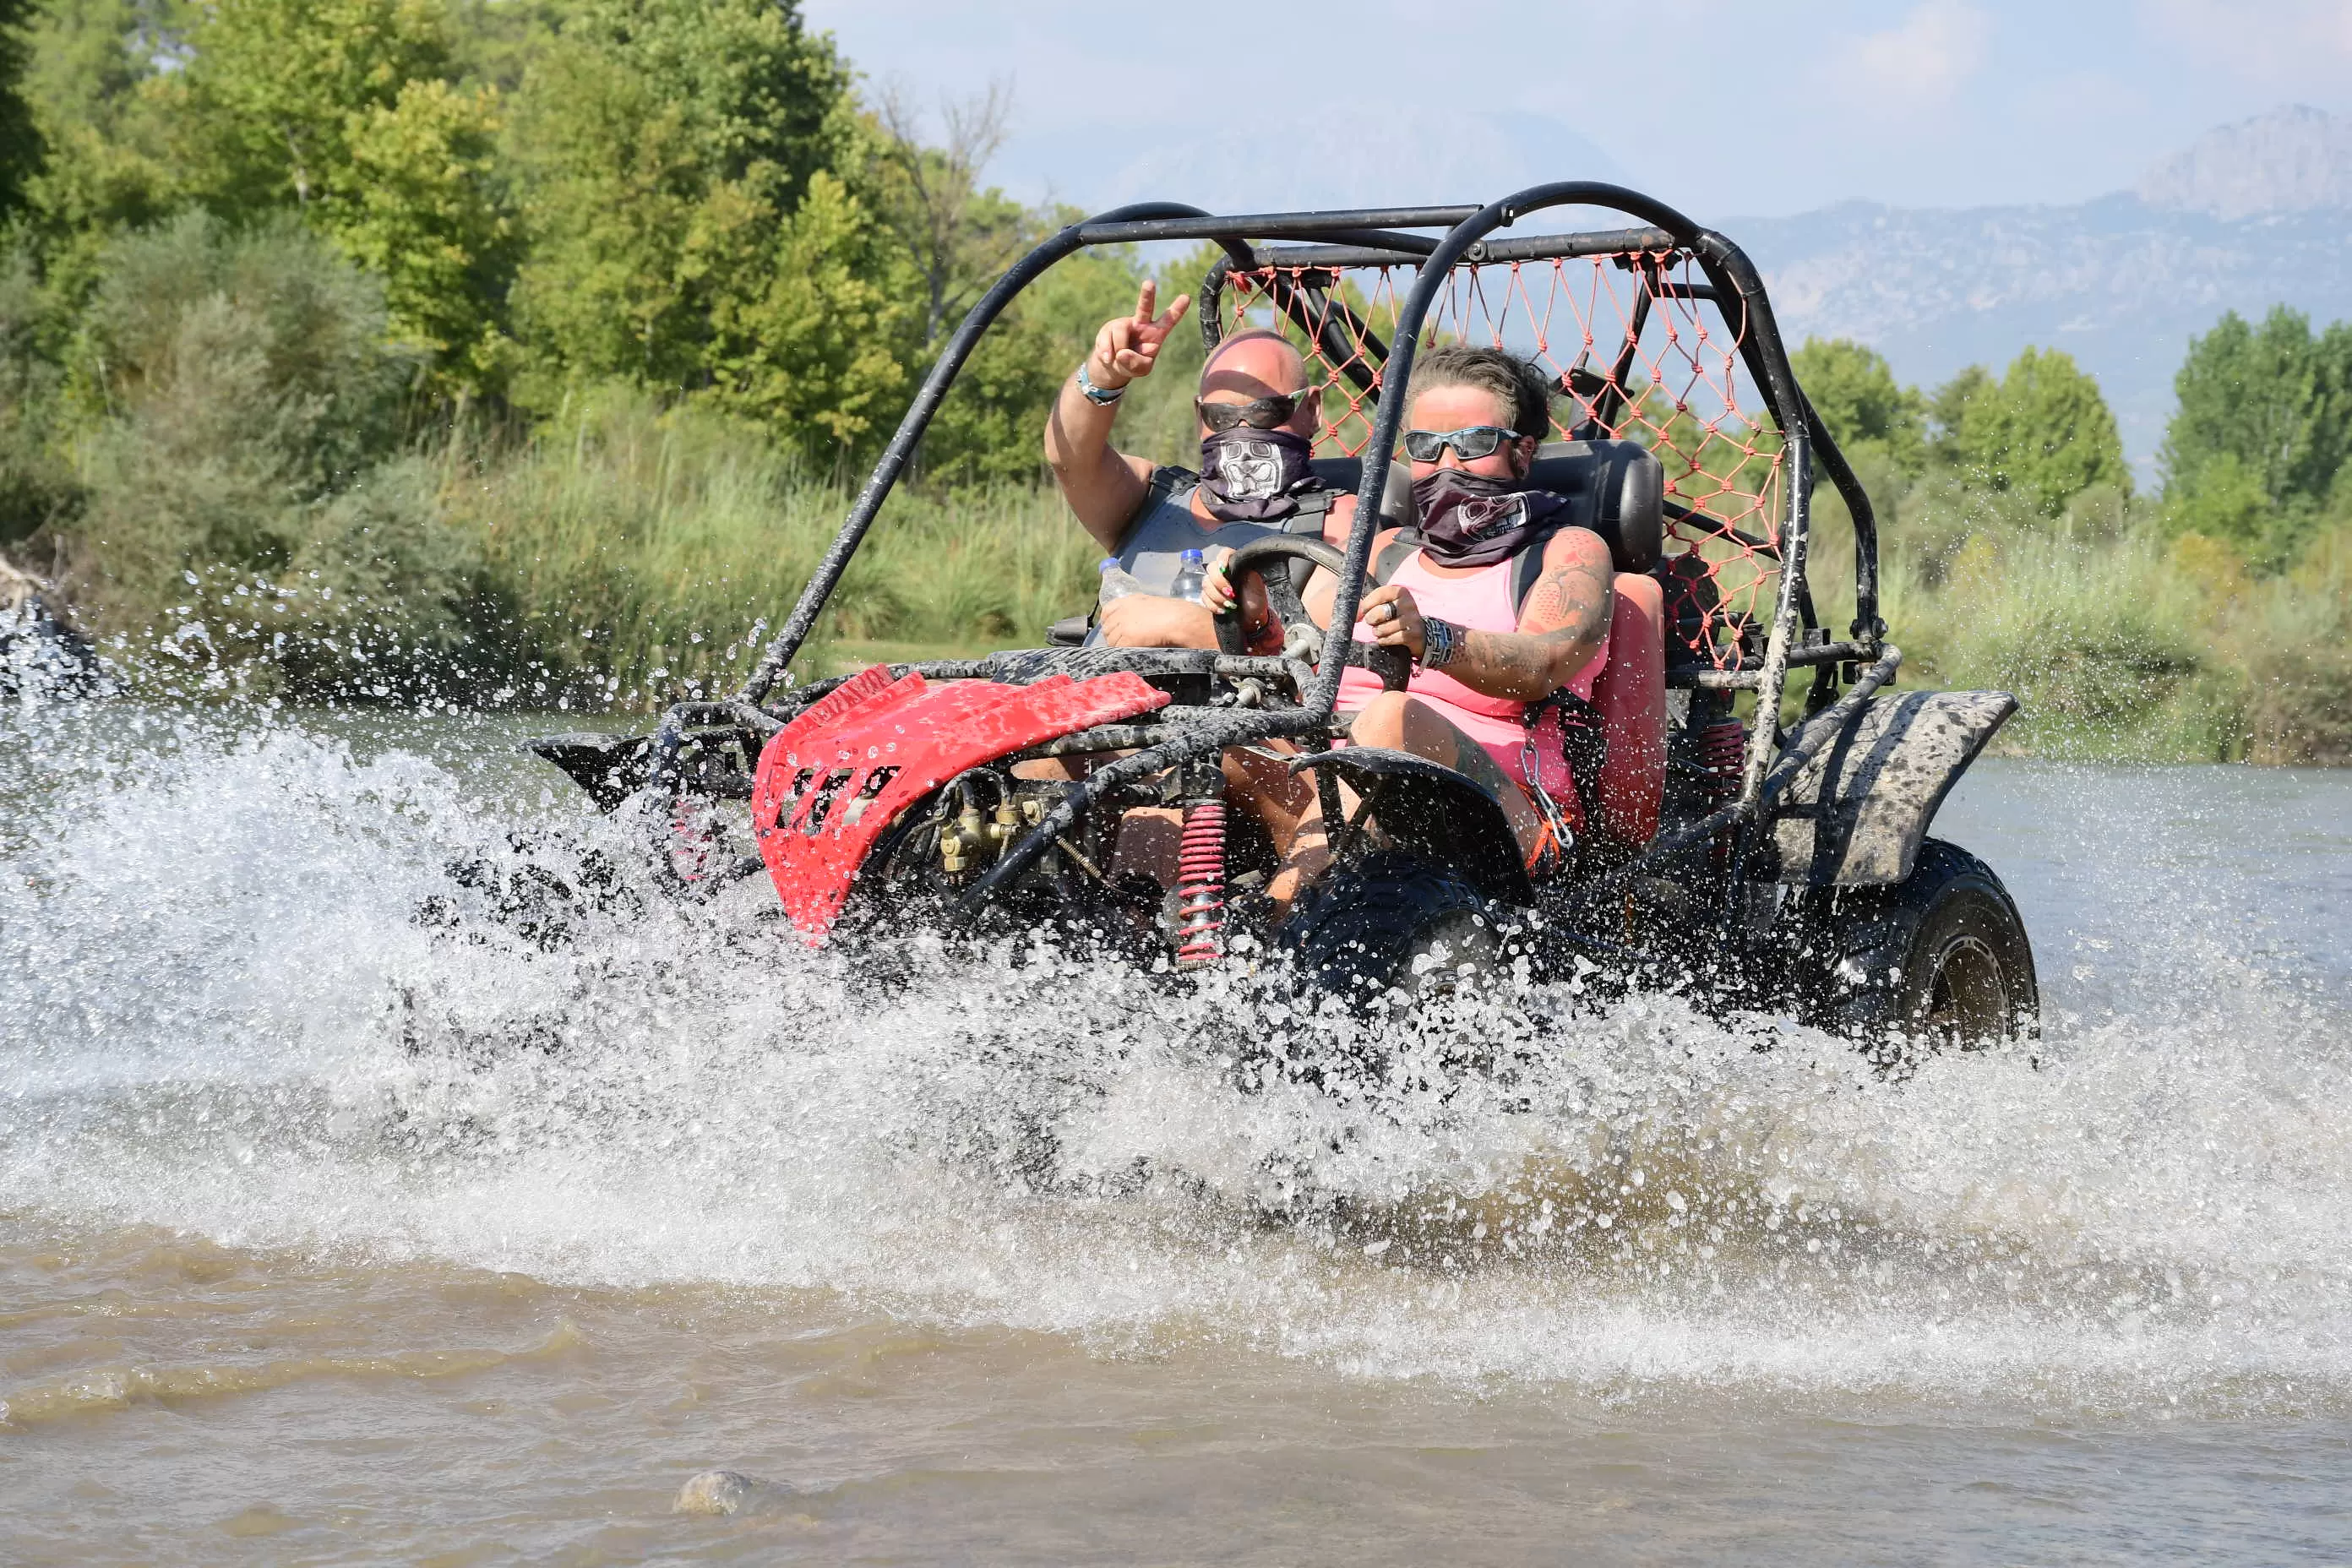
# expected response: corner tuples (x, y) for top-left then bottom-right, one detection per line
(1347, 692), (1421, 749)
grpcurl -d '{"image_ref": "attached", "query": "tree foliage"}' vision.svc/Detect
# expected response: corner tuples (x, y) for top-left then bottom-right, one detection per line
(4, 0), (1148, 476)
(1933, 347), (2129, 515)
(172, 0), (511, 388)
(14, 0), (185, 299)
(1789, 337), (1925, 472)
(504, 0), (885, 443)
(0, 0), (44, 220)
(2159, 306), (2352, 564)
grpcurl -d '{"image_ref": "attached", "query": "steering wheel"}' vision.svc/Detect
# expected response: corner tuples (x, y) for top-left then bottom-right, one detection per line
(1210, 536), (1410, 694)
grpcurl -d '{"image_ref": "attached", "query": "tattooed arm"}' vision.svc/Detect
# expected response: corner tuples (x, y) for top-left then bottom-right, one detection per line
(1358, 527), (1614, 702)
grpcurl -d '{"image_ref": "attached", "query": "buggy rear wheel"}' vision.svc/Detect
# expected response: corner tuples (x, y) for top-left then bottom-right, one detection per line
(1278, 850), (1500, 1004)
(1820, 838), (2038, 1057)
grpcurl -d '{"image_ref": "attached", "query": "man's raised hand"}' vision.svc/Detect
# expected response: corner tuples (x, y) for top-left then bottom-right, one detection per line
(1091, 280), (1192, 389)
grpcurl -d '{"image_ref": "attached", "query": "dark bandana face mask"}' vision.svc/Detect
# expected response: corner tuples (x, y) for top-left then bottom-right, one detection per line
(1198, 429), (1318, 522)
(1411, 469), (1570, 569)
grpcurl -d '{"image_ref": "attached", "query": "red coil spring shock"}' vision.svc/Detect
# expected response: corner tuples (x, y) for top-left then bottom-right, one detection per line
(1697, 719), (1747, 801)
(1696, 718), (1747, 865)
(1173, 798), (1228, 967)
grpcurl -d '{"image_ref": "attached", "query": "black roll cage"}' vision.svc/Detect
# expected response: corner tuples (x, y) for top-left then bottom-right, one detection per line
(663, 184), (1897, 917)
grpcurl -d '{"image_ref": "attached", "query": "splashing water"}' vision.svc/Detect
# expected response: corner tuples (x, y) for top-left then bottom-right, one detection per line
(6, 697), (2347, 1438)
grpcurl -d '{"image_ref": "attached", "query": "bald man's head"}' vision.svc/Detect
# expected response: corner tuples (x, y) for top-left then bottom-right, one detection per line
(1196, 329), (1318, 439)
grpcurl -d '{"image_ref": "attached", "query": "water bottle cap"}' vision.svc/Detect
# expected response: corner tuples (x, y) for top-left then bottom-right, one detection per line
(1098, 557), (1119, 571)
(1179, 548), (1205, 564)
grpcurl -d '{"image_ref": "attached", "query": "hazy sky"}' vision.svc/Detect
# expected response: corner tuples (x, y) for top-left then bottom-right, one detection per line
(801, 0), (2352, 223)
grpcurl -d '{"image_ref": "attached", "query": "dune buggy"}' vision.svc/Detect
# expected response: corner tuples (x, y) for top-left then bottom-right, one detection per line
(530, 182), (2036, 1049)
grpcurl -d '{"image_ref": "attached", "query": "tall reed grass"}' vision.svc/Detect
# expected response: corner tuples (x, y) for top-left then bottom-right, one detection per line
(434, 389), (1096, 702)
(1812, 460), (2352, 763)
(432, 393), (2349, 764)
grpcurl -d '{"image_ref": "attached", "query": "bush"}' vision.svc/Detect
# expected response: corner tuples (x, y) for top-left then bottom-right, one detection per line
(60, 211), (411, 595)
(47, 213), (518, 697)
(70, 211), (411, 487)
(277, 456), (489, 694)
(0, 246), (79, 545)
(2235, 525), (2352, 765)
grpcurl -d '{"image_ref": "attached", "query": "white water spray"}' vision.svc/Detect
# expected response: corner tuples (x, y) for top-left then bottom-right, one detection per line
(4, 702), (2349, 1415)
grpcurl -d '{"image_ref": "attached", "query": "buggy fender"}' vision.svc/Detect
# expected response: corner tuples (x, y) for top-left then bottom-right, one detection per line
(528, 732), (654, 811)
(1292, 747), (1533, 904)
(1762, 689), (2017, 886)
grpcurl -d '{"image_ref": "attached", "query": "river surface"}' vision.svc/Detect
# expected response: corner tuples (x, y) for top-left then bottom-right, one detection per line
(3, 700), (2349, 1564)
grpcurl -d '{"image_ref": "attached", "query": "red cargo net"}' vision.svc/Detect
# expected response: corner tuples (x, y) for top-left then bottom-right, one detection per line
(1211, 249), (1784, 670)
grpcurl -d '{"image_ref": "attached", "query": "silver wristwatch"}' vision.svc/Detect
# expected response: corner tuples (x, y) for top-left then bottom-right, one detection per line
(1420, 616), (1460, 670)
(1076, 361), (1126, 406)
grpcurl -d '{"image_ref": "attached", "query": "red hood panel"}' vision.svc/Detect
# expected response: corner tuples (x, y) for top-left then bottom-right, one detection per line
(750, 667), (1169, 940)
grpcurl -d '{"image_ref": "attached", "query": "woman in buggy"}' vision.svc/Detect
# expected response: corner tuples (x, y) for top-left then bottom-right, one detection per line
(1202, 345), (1619, 907)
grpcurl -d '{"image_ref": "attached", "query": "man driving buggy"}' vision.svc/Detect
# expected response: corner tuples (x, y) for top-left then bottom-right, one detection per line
(1205, 345), (1615, 882)
(1043, 282), (1355, 649)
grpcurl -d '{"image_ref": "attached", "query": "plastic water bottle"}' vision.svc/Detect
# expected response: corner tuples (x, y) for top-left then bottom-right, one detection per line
(1170, 548), (1208, 603)
(1097, 557), (1146, 606)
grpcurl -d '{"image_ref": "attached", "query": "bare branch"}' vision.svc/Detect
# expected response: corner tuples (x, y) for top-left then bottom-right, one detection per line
(871, 76), (1026, 345)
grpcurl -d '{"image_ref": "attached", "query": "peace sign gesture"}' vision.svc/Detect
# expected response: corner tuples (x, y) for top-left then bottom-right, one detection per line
(1088, 280), (1192, 390)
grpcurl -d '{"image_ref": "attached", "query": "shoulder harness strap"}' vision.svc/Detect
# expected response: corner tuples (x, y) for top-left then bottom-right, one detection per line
(1375, 525), (1569, 602)
(1281, 488), (1337, 534)
(1510, 525), (1569, 619)
(1144, 463), (1198, 504)
(1372, 525), (1423, 584)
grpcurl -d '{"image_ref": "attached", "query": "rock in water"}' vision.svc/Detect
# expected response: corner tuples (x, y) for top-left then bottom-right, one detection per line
(0, 555), (101, 699)
(673, 1470), (770, 1516)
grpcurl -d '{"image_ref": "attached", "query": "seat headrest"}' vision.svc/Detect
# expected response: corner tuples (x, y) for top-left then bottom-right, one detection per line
(1522, 439), (1663, 575)
(1314, 444), (1661, 574)
(1307, 456), (1413, 530)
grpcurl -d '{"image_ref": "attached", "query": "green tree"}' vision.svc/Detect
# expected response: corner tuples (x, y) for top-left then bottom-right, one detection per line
(1941, 346), (2129, 514)
(700, 167), (908, 452)
(174, 0), (510, 388)
(0, 244), (75, 542)
(505, 0), (900, 457)
(336, 75), (513, 386)
(1788, 336), (1925, 472)
(14, 0), (189, 301)
(0, 0), (43, 221)
(177, 0), (445, 212)
(2160, 306), (2352, 562)
(916, 237), (1141, 486)
(1927, 362), (1991, 465)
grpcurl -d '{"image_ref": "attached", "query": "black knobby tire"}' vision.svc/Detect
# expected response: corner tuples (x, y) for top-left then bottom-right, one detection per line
(1278, 850), (1500, 1003)
(1821, 837), (2039, 1055)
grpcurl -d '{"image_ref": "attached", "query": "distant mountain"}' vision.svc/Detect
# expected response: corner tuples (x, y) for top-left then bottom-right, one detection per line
(1729, 106), (2352, 471)
(2137, 104), (2352, 220)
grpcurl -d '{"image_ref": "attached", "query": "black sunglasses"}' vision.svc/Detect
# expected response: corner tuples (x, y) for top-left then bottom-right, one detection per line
(1196, 395), (1300, 433)
(1402, 426), (1522, 463)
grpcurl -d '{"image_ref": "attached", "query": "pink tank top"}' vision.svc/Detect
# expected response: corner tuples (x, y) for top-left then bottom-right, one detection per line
(1336, 544), (1608, 800)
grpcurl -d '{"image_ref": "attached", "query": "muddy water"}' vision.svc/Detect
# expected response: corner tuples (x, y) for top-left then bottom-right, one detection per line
(3, 700), (2349, 1564)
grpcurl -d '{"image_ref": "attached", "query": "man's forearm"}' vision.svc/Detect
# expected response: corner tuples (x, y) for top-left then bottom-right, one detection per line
(1098, 595), (1218, 650)
(1044, 369), (1121, 475)
(1045, 368), (1144, 550)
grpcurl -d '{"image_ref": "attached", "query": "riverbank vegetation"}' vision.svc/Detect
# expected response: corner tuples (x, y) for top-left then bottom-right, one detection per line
(0, 1), (2345, 762)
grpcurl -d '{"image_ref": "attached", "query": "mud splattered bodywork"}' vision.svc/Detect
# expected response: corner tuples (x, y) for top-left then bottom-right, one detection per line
(1765, 691), (2020, 887)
